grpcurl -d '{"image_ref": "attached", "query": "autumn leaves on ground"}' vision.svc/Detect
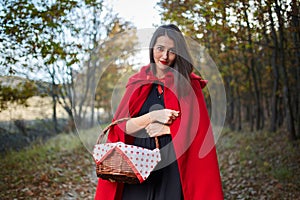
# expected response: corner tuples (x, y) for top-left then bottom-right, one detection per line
(1, 128), (299, 199)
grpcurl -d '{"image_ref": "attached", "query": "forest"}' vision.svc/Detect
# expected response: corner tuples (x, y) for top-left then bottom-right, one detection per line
(0, 0), (299, 199)
(158, 0), (300, 140)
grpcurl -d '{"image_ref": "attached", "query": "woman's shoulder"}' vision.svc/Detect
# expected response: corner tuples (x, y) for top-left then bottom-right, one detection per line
(190, 73), (208, 89)
(126, 65), (151, 87)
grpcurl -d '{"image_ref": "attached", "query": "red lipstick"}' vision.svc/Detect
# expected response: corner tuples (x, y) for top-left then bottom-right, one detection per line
(160, 61), (168, 65)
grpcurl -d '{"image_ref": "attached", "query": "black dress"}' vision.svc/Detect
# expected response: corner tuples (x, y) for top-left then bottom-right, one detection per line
(122, 84), (184, 200)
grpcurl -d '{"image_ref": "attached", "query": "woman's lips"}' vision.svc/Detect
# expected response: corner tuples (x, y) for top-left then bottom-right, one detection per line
(160, 61), (168, 65)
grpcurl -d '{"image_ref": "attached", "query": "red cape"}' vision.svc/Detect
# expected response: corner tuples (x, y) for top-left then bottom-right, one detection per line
(95, 65), (223, 200)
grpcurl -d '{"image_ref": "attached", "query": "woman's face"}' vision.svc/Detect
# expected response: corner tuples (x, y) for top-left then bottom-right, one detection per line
(153, 35), (176, 78)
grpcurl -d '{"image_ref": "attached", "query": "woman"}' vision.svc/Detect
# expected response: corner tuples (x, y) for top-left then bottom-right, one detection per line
(95, 24), (223, 200)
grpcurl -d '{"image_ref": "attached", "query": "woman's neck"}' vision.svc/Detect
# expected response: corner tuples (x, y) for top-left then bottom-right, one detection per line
(155, 69), (169, 79)
(155, 73), (165, 79)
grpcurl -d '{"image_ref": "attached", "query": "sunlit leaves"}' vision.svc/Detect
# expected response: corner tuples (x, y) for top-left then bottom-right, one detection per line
(157, 0), (300, 133)
(0, 0), (81, 74)
(0, 79), (38, 111)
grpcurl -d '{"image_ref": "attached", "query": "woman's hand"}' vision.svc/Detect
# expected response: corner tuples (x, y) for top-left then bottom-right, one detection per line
(145, 122), (171, 137)
(125, 109), (179, 136)
(149, 109), (180, 124)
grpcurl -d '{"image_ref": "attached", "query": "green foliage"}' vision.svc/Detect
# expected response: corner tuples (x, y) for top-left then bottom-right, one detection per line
(0, 79), (38, 111)
(91, 26), (138, 117)
(157, 0), (300, 136)
(272, 166), (293, 181)
(0, 0), (136, 129)
(0, 0), (81, 74)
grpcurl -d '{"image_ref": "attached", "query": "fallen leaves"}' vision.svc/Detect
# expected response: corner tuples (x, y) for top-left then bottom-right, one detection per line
(0, 143), (97, 199)
(218, 130), (300, 199)
(1, 130), (299, 199)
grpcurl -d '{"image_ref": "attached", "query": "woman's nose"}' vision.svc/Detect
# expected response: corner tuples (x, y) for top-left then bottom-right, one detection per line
(162, 50), (168, 59)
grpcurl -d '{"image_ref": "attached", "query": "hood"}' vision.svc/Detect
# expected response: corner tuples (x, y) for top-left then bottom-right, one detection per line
(127, 64), (208, 89)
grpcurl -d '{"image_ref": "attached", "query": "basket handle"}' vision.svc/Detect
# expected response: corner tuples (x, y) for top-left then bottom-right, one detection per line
(96, 118), (130, 144)
(96, 117), (160, 149)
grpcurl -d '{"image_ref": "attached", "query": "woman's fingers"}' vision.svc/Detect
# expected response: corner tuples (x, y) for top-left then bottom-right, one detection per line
(170, 109), (180, 117)
(166, 109), (180, 124)
(145, 123), (171, 137)
(150, 109), (180, 124)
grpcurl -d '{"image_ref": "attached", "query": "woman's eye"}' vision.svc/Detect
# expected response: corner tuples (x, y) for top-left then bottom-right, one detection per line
(157, 46), (164, 51)
(169, 49), (176, 54)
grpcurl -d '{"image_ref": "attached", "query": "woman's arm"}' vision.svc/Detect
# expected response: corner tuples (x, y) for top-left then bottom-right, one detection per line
(125, 112), (152, 135)
(125, 109), (179, 135)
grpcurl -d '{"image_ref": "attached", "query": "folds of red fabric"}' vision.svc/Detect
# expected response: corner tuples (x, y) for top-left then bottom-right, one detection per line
(95, 65), (223, 200)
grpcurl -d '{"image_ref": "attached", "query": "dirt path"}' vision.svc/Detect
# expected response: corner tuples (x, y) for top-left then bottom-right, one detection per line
(1, 130), (299, 199)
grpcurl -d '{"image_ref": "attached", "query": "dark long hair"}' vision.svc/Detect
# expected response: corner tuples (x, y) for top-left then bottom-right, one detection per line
(149, 24), (194, 98)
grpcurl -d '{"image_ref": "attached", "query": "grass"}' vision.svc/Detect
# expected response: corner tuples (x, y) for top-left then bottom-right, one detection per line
(2, 132), (80, 168)
(272, 167), (292, 181)
(1, 126), (299, 199)
(0, 123), (111, 199)
(218, 129), (300, 199)
(0, 96), (67, 121)
(0, 130), (97, 199)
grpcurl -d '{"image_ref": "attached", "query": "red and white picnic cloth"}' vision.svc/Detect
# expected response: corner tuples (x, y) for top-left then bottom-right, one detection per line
(93, 142), (161, 182)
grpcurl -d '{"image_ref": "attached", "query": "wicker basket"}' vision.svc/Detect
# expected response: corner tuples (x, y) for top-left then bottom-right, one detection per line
(94, 118), (160, 184)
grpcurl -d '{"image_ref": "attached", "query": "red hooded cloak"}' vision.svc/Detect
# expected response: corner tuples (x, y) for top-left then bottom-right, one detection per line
(95, 65), (224, 200)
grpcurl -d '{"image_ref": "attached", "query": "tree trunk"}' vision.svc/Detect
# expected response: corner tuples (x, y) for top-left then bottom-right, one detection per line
(243, 3), (261, 130)
(270, 50), (279, 132)
(270, 58), (279, 132)
(250, 104), (254, 132)
(236, 87), (242, 131)
(90, 64), (96, 127)
(291, 0), (300, 137)
(275, 1), (297, 140)
(266, 1), (280, 132)
(226, 77), (235, 130)
(52, 94), (58, 133)
(48, 64), (59, 134)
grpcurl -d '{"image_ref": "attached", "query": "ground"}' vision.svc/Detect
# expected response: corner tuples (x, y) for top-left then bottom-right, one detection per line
(0, 129), (299, 199)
